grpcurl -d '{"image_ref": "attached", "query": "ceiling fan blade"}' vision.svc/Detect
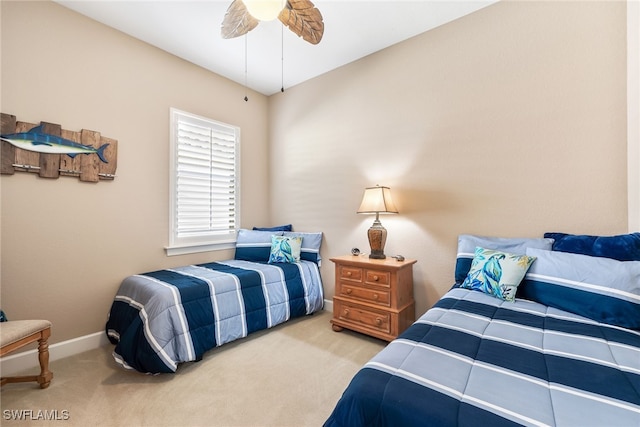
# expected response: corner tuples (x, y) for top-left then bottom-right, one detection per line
(221, 0), (259, 39)
(279, 0), (324, 45)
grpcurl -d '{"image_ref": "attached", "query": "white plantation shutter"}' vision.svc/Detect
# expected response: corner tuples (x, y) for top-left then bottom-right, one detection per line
(167, 108), (240, 255)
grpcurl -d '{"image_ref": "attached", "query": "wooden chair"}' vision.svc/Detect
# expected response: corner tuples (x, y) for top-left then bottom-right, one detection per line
(0, 320), (53, 388)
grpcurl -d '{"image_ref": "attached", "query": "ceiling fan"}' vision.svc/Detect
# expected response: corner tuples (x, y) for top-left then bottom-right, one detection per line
(221, 0), (324, 45)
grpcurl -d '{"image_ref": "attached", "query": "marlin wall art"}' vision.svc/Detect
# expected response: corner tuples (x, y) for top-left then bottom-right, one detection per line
(1, 124), (109, 163)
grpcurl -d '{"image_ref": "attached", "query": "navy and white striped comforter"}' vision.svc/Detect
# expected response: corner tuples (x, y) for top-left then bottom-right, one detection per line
(325, 287), (640, 427)
(106, 259), (323, 373)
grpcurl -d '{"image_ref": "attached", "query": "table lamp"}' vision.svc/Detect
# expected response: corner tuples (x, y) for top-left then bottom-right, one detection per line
(357, 185), (398, 259)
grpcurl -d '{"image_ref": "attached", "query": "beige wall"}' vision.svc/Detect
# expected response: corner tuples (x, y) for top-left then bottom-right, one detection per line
(629, 0), (640, 232)
(0, 0), (631, 346)
(0, 1), (270, 343)
(269, 0), (629, 315)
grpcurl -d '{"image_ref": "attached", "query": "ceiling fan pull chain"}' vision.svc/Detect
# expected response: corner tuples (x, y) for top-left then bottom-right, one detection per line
(244, 33), (249, 102)
(281, 23), (285, 93)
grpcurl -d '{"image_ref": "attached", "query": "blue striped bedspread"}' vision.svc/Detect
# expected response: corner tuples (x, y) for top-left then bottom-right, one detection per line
(324, 287), (640, 427)
(106, 259), (324, 373)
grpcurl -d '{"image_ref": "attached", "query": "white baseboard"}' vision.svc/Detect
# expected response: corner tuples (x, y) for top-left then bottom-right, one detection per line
(2, 302), (335, 376)
(1, 331), (110, 376)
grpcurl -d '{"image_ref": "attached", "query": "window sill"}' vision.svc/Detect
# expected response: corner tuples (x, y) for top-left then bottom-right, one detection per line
(165, 241), (236, 256)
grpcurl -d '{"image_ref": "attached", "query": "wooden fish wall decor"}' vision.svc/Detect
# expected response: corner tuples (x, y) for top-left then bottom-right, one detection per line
(0, 113), (117, 182)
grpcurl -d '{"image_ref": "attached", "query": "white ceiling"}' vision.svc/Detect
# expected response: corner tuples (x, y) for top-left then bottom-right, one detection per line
(55, 1), (498, 96)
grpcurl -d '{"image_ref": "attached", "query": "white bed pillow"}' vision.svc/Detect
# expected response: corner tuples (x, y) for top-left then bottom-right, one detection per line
(455, 234), (553, 284)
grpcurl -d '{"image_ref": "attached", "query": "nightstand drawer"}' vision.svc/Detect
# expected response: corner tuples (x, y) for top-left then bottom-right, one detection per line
(339, 266), (363, 282)
(334, 300), (391, 334)
(338, 283), (390, 306)
(364, 269), (390, 287)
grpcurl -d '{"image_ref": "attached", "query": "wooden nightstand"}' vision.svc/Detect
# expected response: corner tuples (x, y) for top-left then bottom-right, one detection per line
(330, 255), (416, 341)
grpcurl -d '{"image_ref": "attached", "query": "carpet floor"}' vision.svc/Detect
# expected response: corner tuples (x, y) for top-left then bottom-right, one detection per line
(1, 311), (385, 427)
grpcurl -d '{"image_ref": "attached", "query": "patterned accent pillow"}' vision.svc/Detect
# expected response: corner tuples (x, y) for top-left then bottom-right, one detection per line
(455, 234), (553, 284)
(268, 235), (303, 264)
(460, 247), (537, 301)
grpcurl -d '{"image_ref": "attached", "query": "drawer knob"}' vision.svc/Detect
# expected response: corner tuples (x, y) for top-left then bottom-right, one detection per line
(346, 271), (352, 276)
(346, 288), (352, 295)
(375, 317), (382, 325)
(373, 293), (379, 300)
(343, 309), (350, 317)
(373, 275), (379, 281)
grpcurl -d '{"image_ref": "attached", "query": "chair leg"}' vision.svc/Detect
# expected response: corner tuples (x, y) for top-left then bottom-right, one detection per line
(36, 328), (53, 389)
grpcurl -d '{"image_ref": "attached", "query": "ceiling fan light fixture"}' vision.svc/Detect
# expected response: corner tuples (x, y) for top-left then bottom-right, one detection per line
(222, 0), (324, 45)
(242, 0), (286, 21)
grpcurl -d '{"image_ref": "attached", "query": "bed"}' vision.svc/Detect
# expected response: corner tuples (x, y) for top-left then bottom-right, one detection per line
(106, 228), (324, 374)
(324, 232), (640, 427)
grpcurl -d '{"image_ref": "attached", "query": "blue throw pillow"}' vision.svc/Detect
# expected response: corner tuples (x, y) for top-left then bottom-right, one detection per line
(253, 224), (293, 232)
(544, 232), (640, 261)
(234, 229), (284, 262)
(455, 234), (554, 284)
(268, 235), (303, 264)
(460, 247), (536, 302)
(521, 248), (640, 329)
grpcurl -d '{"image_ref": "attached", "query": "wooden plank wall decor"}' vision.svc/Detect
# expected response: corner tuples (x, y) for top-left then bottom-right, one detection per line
(0, 113), (117, 182)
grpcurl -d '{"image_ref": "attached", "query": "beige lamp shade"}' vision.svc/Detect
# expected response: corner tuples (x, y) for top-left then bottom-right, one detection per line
(357, 186), (398, 259)
(357, 186), (399, 214)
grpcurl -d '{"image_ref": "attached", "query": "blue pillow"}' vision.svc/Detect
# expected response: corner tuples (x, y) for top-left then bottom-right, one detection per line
(455, 234), (554, 284)
(253, 224), (293, 232)
(234, 229), (284, 262)
(544, 232), (640, 261)
(283, 231), (323, 264)
(521, 248), (640, 329)
(460, 247), (536, 302)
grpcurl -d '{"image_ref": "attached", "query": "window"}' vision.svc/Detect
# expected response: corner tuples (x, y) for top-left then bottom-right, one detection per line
(167, 108), (240, 256)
